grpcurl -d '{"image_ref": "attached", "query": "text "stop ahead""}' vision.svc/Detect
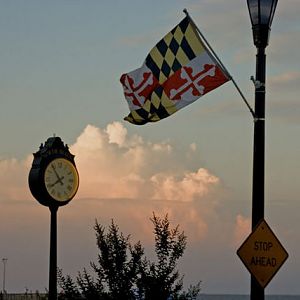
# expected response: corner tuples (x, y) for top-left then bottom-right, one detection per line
(250, 241), (276, 267)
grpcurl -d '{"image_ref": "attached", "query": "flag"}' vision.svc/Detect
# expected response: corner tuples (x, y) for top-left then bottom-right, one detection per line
(120, 16), (230, 125)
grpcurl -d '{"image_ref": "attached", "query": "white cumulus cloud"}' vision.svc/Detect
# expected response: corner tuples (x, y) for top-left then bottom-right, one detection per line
(70, 122), (220, 202)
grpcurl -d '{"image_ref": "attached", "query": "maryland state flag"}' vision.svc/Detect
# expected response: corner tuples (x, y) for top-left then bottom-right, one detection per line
(120, 16), (230, 125)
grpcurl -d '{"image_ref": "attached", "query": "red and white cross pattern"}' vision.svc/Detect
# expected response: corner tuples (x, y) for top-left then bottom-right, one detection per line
(163, 52), (228, 109)
(120, 65), (158, 111)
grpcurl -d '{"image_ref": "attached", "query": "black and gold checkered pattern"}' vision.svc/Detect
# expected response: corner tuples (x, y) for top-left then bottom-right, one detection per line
(145, 16), (205, 84)
(124, 86), (177, 125)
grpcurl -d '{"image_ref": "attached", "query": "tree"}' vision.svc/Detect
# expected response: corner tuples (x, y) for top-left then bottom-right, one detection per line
(76, 268), (108, 300)
(91, 220), (144, 300)
(58, 215), (200, 300)
(57, 268), (82, 300)
(136, 214), (200, 300)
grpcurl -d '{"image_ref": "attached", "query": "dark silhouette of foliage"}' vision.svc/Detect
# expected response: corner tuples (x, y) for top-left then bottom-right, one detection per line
(136, 214), (194, 300)
(58, 214), (200, 300)
(58, 268), (82, 300)
(91, 220), (144, 300)
(77, 268), (107, 300)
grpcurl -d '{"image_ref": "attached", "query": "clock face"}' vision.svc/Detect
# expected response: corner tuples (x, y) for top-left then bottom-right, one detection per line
(44, 158), (79, 202)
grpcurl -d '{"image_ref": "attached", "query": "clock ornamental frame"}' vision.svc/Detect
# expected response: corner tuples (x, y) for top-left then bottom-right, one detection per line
(29, 136), (79, 207)
(28, 136), (79, 300)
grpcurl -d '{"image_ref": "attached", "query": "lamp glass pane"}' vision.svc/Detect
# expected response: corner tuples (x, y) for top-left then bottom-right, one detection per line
(269, 0), (278, 25)
(260, 0), (273, 24)
(248, 0), (259, 25)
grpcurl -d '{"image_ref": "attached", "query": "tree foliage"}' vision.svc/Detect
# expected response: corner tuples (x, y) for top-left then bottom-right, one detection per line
(136, 214), (188, 300)
(57, 268), (81, 300)
(92, 220), (143, 300)
(58, 214), (200, 300)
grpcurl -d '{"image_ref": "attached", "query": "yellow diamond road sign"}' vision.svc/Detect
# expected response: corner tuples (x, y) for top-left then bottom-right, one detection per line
(237, 219), (288, 288)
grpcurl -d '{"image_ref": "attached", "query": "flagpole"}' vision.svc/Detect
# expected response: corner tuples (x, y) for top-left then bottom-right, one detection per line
(183, 9), (256, 119)
(231, 79), (256, 119)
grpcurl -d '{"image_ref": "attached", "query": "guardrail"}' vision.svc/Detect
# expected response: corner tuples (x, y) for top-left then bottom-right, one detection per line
(0, 294), (47, 300)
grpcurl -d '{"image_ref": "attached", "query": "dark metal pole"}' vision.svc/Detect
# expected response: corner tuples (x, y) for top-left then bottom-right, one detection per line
(49, 205), (58, 300)
(251, 46), (266, 300)
(2, 259), (7, 294)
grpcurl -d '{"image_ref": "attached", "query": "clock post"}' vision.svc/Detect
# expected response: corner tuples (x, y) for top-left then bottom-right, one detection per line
(28, 136), (79, 300)
(49, 204), (58, 300)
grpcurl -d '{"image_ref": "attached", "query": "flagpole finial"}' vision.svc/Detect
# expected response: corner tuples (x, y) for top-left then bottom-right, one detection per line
(183, 8), (189, 16)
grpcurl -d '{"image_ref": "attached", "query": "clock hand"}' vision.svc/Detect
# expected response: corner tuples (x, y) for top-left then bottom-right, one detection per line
(50, 176), (65, 188)
(51, 164), (64, 185)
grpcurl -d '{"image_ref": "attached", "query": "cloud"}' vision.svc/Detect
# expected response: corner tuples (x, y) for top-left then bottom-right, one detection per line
(189, 143), (197, 152)
(105, 121), (128, 147)
(270, 31), (300, 68)
(150, 168), (219, 202)
(70, 122), (220, 203)
(266, 71), (300, 124)
(233, 214), (251, 247)
(269, 71), (300, 90)
(0, 156), (32, 201)
(276, 0), (300, 24)
(118, 33), (158, 49)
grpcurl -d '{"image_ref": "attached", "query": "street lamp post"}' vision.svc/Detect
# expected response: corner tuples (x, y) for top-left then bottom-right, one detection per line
(2, 258), (7, 294)
(247, 1), (278, 299)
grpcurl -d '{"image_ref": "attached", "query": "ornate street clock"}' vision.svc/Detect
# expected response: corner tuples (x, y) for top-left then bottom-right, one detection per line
(28, 136), (79, 300)
(29, 136), (79, 207)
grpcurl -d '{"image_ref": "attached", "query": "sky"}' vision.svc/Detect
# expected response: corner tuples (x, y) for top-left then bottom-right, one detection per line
(0, 0), (300, 295)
